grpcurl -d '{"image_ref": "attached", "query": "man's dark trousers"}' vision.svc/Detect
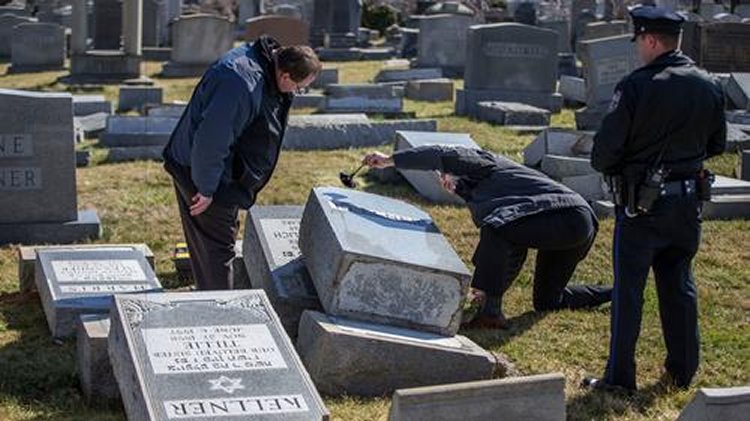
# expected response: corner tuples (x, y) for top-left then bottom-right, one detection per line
(173, 176), (239, 291)
(605, 195), (702, 390)
(471, 205), (609, 311)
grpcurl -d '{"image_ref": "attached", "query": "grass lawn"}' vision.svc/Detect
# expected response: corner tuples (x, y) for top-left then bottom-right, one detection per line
(0, 59), (747, 421)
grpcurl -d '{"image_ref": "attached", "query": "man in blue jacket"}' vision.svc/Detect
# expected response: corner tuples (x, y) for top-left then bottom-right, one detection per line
(364, 145), (612, 329)
(163, 36), (320, 290)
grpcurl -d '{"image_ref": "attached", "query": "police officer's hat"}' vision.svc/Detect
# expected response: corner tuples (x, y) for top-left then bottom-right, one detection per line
(629, 5), (685, 42)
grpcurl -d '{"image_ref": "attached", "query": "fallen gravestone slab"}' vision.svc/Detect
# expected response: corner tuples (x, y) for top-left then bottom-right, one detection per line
(242, 206), (321, 337)
(540, 154), (596, 179)
(35, 248), (162, 338)
(75, 112), (108, 138)
(323, 83), (404, 114)
(523, 128), (595, 167)
(77, 314), (119, 406)
(108, 290), (329, 420)
(677, 386), (750, 421)
(475, 101), (551, 127)
(297, 311), (495, 397)
(18, 243), (155, 292)
(559, 75), (586, 104)
(299, 187), (471, 336)
(118, 85), (164, 112)
(388, 373), (566, 421)
(374, 67), (443, 83)
(99, 116), (178, 148)
(283, 115), (437, 150)
(405, 79), (454, 102)
(73, 95), (112, 116)
(394, 130), (480, 204)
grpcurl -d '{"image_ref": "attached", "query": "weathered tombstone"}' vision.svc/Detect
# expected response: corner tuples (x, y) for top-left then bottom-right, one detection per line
(142, 0), (163, 47)
(571, 7), (596, 51)
(560, 75), (586, 104)
(740, 150), (750, 181)
(417, 14), (473, 77)
(299, 187), (471, 335)
(457, 23), (561, 117)
(9, 22), (66, 73)
(35, 248), (162, 338)
(244, 15), (310, 46)
(108, 290), (330, 420)
(73, 95), (113, 116)
(541, 154), (596, 179)
(576, 34), (639, 130)
(698, 23), (750, 72)
(523, 128), (595, 167)
(388, 373), (566, 421)
(99, 115), (178, 147)
(162, 14), (235, 77)
(296, 311), (496, 397)
(282, 114), (437, 150)
(0, 89), (102, 245)
(18, 243), (156, 293)
(76, 113), (109, 138)
(677, 386), (750, 420)
(0, 13), (37, 57)
(726, 73), (750, 110)
(394, 131), (479, 204)
(406, 79), (454, 102)
(117, 85), (164, 112)
(242, 206), (321, 337)
(476, 101), (551, 127)
(323, 83), (404, 114)
(311, 0), (361, 47)
(93, 0), (123, 49)
(374, 67), (443, 83)
(539, 19), (572, 53)
(578, 20), (628, 47)
(398, 27), (419, 58)
(77, 314), (120, 405)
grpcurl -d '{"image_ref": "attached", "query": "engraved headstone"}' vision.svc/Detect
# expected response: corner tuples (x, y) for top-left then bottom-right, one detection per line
(93, 0), (122, 49)
(242, 206), (321, 337)
(10, 22), (66, 73)
(323, 83), (404, 114)
(100, 115), (179, 147)
(698, 23), (750, 73)
(244, 15), (310, 46)
(388, 373), (567, 421)
(162, 14), (235, 77)
(311, 0), (361, 47)
(108, 290), (329, 420)
(393, 131), (480, 204)
(0, 13), (37, 57)
(35, 248), (162, 337)
(417, 13), (473, 77)
(299, 187), (471, 336)
(297, 311), (495, 397)
(0, 89), (101, 245)
(457, 23), (561, 117)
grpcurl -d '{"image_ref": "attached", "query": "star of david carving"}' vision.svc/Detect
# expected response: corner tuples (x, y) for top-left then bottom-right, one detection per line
(208, 376), (245, 394)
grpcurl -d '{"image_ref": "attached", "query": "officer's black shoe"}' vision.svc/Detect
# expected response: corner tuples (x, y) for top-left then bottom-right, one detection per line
(580, 377), (634, 395)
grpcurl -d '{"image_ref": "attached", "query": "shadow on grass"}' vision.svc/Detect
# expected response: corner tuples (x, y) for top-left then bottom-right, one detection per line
(463, 310), (548, 350)
(0, 291), (123, 420)
(567, 377), (677, 421)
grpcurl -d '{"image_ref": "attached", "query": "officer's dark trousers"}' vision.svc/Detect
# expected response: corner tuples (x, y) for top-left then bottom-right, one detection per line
(173, 178), (239, 291)
(605, 196), (701, 390)
(471, 205), (608, 311)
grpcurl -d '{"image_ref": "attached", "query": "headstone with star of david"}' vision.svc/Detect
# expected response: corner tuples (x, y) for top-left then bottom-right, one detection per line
(108, 290), (330, 420)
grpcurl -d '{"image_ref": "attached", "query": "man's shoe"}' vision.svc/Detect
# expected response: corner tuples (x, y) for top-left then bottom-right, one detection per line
(462, 314), (509, 330)
(580, 377), (634, 394)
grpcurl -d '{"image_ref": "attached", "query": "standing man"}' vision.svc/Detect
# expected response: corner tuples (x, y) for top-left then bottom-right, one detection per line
(363, 145), (612, 329)
(163, 36), (320, 290)
(583, 6), (726, 392)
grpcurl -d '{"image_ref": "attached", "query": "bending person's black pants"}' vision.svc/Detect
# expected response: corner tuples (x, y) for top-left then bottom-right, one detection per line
(471, 205), (610, 311)
(173, 176), (239, 291)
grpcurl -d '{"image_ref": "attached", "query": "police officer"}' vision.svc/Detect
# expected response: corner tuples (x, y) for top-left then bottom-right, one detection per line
(163, 36), (320, 290)
(363, 146), (612, 329)
(583, 5), (726, 391)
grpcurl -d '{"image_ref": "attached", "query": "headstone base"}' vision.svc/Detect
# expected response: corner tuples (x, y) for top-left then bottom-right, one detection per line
(161, 61), (211, 77)
(7, 63), (66, 73)
(574, 106), (607, 131)
(69, 52), (141, 83)
(456, 89), (563, 116)
(406, 79), (454, 102)
(0, 210), (101, 246)
(297, 311), (496, 397)
(77, 314), (120, 406)
(702, 194), (750, 219)
(475, 101), (551, 127)
(142, 47), (172, 62)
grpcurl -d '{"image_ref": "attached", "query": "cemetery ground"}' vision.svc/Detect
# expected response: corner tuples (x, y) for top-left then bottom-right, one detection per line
(0, 59), (747, 421)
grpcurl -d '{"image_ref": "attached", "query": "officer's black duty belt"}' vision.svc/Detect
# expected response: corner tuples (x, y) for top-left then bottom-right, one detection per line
(660, 179), (697, 197)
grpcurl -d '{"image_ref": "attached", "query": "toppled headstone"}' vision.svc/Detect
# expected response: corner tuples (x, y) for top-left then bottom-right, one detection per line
(541, 154), (596, 179)
(475, 101), (551, 127)
(323, 83), (404, 114)
(35, 248), (162, 337)
(283, 114), (437, 150)
(726, 73), (750, 110)
(73, 95), (112, 116)
(394, 130), (480, 204)
(299, 187), (471, 335)
(118, 85), (164, 112)
(242, 206), (321, 337)
(75, 112), (109, 138)
(99, 116), (178, 148)
(297, 311), (495, 397)
(406, 78), (454, 102)
(388, 373), (566, 421)
(559, 75), (586, 104)
(375, 67), (443, 83)
(523, 128), (595, 167)
(677, 386), (750, 421)
(108, 290), (330, 420)
(310, 68), (339, 89)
